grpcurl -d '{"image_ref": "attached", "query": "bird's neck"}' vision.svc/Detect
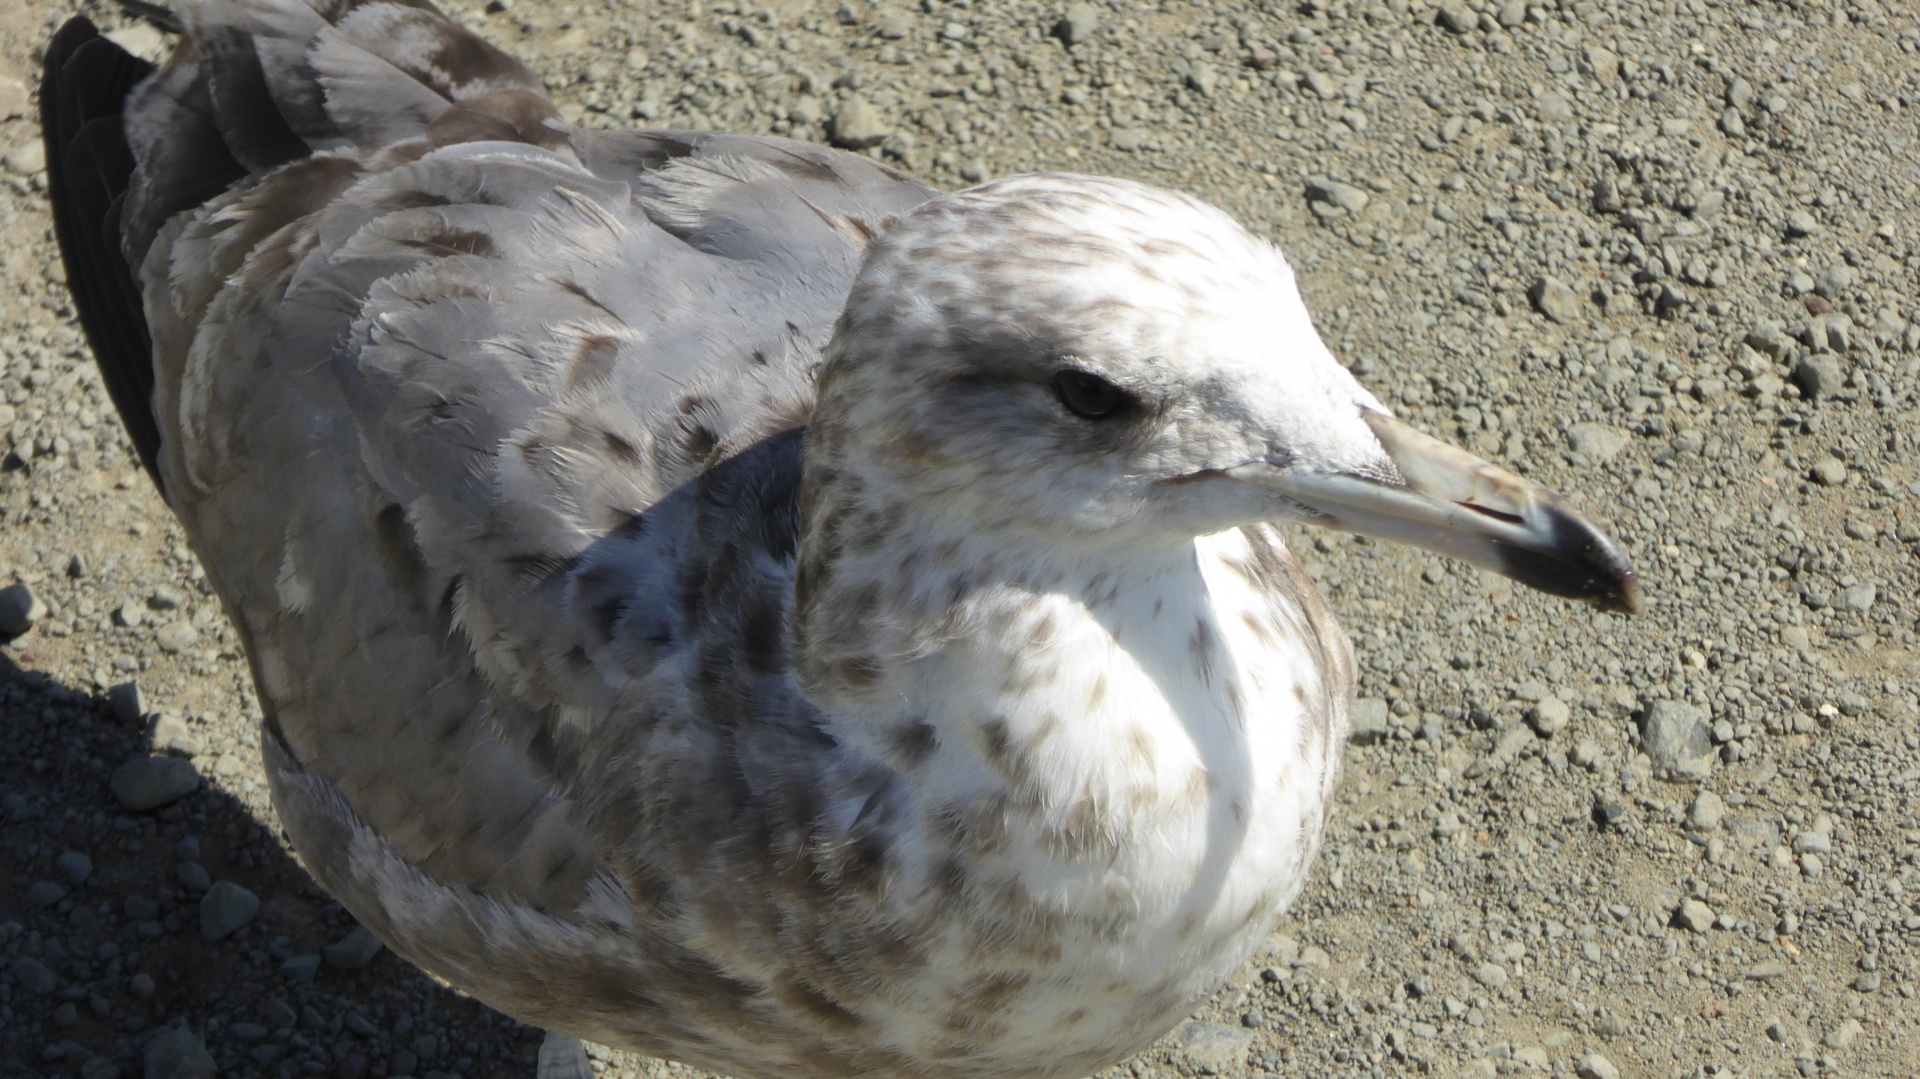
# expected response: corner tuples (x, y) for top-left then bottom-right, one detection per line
(791, 481), (1201, 721)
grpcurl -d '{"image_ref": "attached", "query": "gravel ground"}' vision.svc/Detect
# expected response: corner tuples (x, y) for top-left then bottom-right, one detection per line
(3, 1), (1919, 1077)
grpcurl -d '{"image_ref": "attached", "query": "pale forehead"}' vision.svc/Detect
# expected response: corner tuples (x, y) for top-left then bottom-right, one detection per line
(859, 173), (1319, 368)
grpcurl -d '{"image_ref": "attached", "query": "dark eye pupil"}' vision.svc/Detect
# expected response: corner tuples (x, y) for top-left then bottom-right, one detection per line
(1052, 370), (1130, 419)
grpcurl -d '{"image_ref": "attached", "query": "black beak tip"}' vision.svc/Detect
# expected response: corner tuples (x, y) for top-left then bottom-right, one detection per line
(1498, 503), (1643, 616)
(1595, 569), (1644, 616)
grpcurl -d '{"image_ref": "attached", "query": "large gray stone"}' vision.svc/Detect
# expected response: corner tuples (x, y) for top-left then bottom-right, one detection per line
(1639, 700), (1715, 780)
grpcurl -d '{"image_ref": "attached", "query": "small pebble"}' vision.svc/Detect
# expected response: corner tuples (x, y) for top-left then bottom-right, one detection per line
(1, 140), (45, 176)
(280, 954), (323, 983)
(0, 582), (46, 636)
(1529, 276), (1582, 323)
(1576, 1052), (1622, 1079)
(1053, 3), (1102, 47)
(324, 925), (386, 971)
(55, 850), (93, 884)
(176, 861), (212, 893)
(1168, 1021), (1252, 1074)
(1674, 899), (1716, 933)
(145, 1026), (216, 1079)
(154, 620), (200, 654)
(1686, 791), (1726, 832)
(0, 75), (27, 121)
(1566, 422), (1628, 463)
(1810, 458), (1849, 486)
(828, 97), (891, 150)
(151, 712), (206, 756)
(1793, 356), (1846, 399)
(12, 956), (58, 994)
(148, 585), (186, 610)
(1348, 697), (1391, 744)
(107, 681), (146, 723)
(200, 881), (261, 940)
(1305, 178), (1370, 216)
(261, 998), (298, 1030)
(1436, 2), (1476, 34)
(1527, 697), (1570, 736)
(110, 756), (202, 812)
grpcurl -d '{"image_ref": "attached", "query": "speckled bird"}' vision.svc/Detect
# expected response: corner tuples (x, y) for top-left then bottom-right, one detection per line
(41, 3), (1639, 1077)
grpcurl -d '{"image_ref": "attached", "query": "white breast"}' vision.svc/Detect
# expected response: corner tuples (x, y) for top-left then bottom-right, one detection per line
(840, 525), (1348, 1066)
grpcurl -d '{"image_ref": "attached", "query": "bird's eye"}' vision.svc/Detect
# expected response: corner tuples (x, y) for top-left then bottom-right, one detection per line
(1051, 370), (1134, 420)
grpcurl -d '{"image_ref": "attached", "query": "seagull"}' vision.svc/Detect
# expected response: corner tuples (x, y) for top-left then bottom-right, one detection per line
(42, 3), (1640, 1078)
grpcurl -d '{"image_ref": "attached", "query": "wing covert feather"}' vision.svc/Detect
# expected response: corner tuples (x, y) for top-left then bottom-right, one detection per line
(140, 64), (933, 920)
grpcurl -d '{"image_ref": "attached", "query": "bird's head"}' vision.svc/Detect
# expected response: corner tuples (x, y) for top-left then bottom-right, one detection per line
(812, 174), (1638, 613)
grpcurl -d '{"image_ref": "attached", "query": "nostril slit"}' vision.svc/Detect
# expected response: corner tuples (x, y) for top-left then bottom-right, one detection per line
(1457, 501), (1523, 525)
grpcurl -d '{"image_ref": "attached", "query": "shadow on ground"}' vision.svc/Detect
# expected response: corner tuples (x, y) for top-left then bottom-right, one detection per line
(0, 646), (547, 1079)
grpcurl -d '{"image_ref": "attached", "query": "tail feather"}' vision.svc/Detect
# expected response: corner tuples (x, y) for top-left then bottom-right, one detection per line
(42, 18), (168, 492)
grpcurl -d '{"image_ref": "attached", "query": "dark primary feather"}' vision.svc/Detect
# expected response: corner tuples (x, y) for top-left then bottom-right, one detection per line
(40, 19), (165, 491)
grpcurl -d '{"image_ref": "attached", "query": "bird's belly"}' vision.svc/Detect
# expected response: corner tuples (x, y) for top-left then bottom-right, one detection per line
(861, 736), (1332, 1078)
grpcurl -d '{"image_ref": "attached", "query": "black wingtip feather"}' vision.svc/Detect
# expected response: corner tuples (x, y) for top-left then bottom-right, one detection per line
(42, 17), (166, 498)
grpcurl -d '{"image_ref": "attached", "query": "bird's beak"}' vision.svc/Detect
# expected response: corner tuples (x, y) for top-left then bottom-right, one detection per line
(1228, 410), (1642, 614)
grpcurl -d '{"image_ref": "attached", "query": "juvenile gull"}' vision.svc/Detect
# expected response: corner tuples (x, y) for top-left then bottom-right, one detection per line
(42, 3), (1640, 1078)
